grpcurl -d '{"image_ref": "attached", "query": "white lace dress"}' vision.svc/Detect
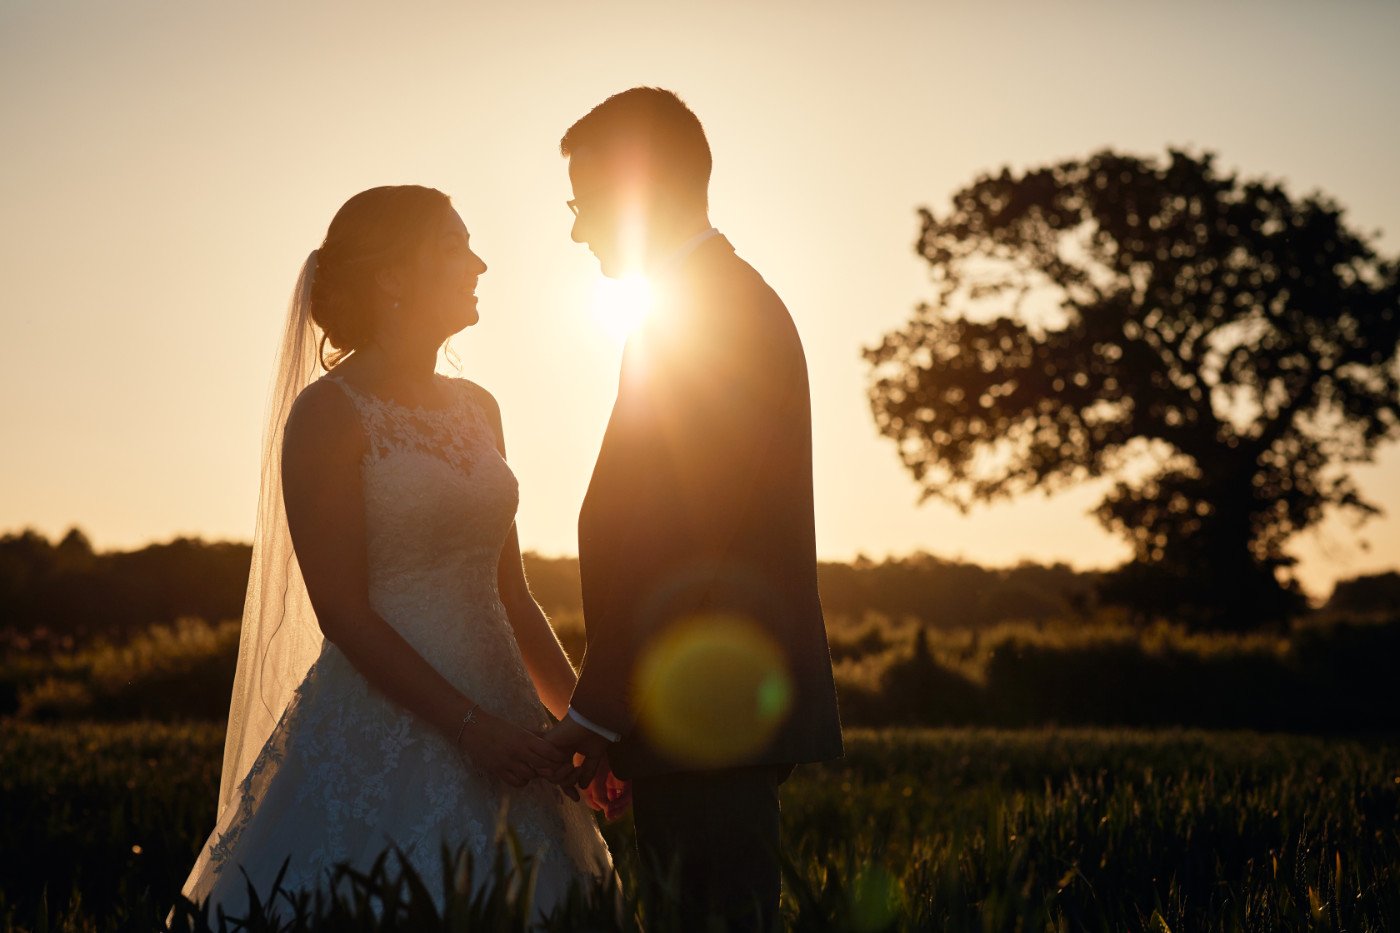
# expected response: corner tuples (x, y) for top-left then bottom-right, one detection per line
(181, 372), (614, 919)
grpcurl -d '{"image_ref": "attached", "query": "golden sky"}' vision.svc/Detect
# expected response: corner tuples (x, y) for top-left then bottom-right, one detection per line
(2, 0), (1398, 601)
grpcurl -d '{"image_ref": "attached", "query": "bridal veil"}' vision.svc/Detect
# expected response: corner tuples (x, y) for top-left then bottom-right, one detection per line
(216, 251), (325, 819)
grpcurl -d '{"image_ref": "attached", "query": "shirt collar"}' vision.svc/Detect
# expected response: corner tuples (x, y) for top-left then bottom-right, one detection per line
(654, 227), (722, 280)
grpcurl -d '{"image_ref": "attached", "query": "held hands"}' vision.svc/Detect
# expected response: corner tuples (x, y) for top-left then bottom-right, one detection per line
(455, 708), (566, 788)
(543, 715), (612, 790)
(541, 716), (632, 819)
(451, 706), (632, 818)
(583, 760), (632, 821)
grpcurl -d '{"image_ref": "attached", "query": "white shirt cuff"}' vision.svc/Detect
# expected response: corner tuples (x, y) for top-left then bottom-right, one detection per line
(567, 706), (621, 743)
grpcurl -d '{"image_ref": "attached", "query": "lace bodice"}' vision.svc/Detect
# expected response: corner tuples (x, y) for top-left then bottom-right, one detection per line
(333, 372), (498, 476)
(325, 372), (523, 666)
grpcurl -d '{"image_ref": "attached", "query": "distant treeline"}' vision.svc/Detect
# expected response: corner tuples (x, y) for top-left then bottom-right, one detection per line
(523, 552), (1101, 629)
(5, 529), (1400, 733)
(0, 530), (250, 645)
(8, 613), (1400, 734)
(3, 528), (1399, 647)
(831, 615), (1400, 733)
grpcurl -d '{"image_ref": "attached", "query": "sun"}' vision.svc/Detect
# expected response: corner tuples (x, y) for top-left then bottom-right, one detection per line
(590, 274), (654, 341)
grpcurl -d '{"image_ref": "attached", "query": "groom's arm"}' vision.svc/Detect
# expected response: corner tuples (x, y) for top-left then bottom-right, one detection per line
(568, 280), (795, 738)
(567, 330), (693, 738)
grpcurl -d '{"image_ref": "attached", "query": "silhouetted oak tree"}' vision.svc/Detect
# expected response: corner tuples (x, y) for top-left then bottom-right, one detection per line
(866, 149), (1400, 628)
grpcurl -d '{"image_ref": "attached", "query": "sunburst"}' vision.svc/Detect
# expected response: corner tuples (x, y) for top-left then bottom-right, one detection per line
(590, 274), (654, 342)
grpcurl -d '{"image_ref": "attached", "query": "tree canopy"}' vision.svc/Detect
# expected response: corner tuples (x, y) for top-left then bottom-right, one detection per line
(866, 149), (1400, 627)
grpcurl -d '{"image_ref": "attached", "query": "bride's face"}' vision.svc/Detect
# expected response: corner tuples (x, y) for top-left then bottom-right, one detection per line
(401, 208), (487, 338)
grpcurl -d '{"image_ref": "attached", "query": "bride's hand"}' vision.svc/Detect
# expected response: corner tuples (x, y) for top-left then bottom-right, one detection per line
(456, 710), (567, 788)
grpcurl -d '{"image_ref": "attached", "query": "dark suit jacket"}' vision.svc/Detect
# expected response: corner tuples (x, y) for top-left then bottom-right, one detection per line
(573, 234), (844, 779)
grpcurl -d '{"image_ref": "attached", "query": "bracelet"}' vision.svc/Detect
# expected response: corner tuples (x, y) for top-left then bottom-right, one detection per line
(454, 703), (480, 755)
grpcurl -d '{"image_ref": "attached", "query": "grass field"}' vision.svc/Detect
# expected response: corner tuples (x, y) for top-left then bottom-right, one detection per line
(2, 723), (1397, 931)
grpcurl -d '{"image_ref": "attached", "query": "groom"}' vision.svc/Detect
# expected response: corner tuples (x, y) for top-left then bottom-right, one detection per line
(545, 87), (844, 929)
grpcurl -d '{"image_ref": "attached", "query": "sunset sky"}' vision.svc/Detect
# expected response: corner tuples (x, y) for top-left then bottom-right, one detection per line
(3, 0), (1398, 601)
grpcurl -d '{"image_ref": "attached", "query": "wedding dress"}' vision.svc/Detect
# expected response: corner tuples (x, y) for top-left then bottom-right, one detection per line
(180, 369), (614, 919)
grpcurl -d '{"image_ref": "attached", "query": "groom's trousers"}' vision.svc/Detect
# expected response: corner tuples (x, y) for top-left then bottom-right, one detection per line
(630, 762), (795, 932)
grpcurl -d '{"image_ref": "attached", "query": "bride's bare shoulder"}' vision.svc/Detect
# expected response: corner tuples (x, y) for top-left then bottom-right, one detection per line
(283, 377), (364, 454)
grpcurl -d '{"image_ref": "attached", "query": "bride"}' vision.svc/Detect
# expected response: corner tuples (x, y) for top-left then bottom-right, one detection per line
(180, 185), (619, 920)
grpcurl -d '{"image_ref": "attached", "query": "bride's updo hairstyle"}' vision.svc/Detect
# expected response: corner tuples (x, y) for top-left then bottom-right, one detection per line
(310, 185), (452, 369)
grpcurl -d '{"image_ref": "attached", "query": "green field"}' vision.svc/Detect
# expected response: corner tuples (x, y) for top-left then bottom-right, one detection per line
(2, 723), (1397, 931)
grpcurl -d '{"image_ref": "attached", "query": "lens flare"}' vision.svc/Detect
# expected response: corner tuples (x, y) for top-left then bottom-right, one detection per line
(634, 614), (794, 768)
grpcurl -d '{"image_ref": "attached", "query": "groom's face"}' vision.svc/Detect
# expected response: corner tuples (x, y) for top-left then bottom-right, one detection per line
(568, 149), (643, 279)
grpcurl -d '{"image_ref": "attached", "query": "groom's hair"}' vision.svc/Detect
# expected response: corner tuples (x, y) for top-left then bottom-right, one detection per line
(561, 87), (712, 210)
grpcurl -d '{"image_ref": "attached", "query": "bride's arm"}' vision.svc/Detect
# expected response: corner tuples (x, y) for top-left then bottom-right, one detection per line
(473, 385), (579, 721)
(497, 524), (578, 721)
(282, 380), (563, 786)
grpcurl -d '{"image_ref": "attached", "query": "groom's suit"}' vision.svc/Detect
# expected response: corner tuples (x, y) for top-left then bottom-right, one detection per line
(573, 232), (843, 926)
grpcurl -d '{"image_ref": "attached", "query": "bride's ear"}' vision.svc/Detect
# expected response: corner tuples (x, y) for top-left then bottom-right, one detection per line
(374, 265), (407, 307)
